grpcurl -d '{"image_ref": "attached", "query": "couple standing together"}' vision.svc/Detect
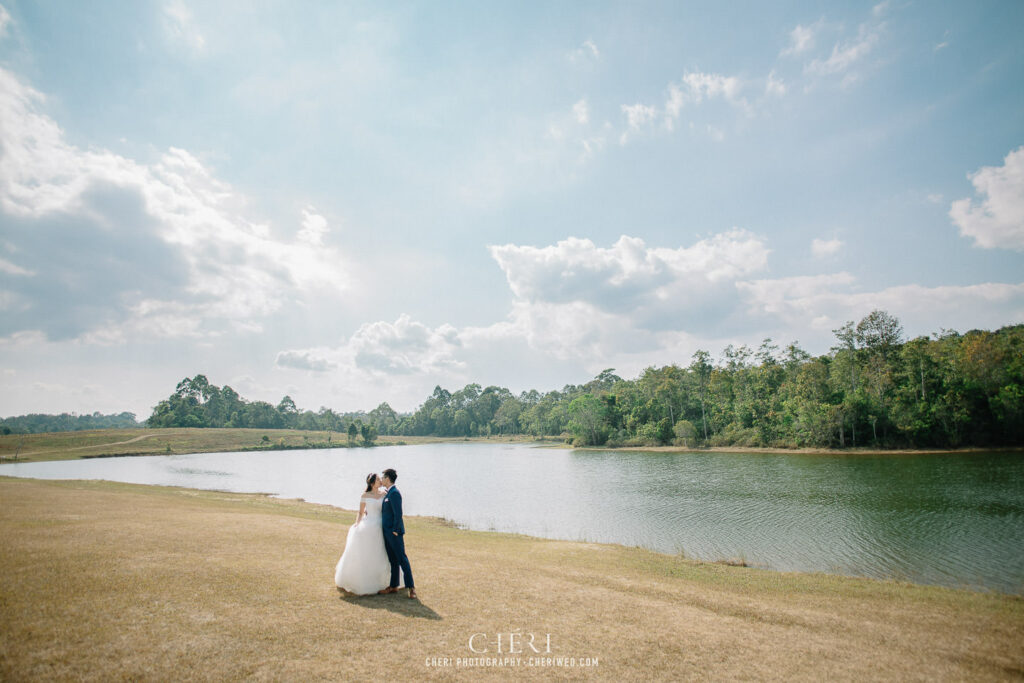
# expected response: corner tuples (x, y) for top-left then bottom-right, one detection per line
(334, 468), (417, 599)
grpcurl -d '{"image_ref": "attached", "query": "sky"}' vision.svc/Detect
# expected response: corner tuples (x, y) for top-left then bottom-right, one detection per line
(1, 1), (1022, 419)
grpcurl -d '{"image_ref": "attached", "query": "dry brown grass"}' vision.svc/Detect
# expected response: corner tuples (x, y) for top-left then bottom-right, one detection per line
(0, 428), (348, 461)
(1, 477), (1021, 681)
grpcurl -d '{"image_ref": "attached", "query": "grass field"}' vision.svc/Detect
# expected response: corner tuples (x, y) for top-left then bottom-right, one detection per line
(0, 477), (1021, 681)
(0, 428), (556, 462)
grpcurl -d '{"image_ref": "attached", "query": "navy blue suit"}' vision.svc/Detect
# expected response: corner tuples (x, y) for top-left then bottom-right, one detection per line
(381, 486), (414, 589)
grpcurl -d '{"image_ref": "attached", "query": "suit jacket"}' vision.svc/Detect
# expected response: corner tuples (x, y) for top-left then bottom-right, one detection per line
(381, 486), (405, 535)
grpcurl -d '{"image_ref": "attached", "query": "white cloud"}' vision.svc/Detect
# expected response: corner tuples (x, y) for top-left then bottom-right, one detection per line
(663, 90), (683, 129)
(0, 255), (34, 276)
(348, 315), (463, 375)
(279, 225), (1023, 407)
(275, 310), (602, 410)
(806, 22), (881, 79)
(277, 314), (465, 378)
(573, 98), (589, 125)
(620, 70), (749, 143)
(482, 230), (1024, 364)
(579, 128), (609, 161)
(0, 288), (23, 312)
(0, 4), (11, 39)
(738, 275), (1024, 339)
(0, 330), (47, 348)
(765, 70), (786, 97)
(614, 102), (655, 129)
(276, 348), (337, 372)
(490, 231), (768, 302)
(738, 272), (856, 316)
(569, 39), (600, 63)
(475, 299), (639, 361)
(619, 102), (658, 144)
(666, 72), (745, 124)
(297, 207), (329, 246)
(811, 237), (843, 258)
(163, 0), (206, 54)
(781, 22), (819, 57)
(279, 230), (774, 385)
(0, 66), (349, 342)
(488, 230), (770, 341)
(705, 124), (725, 142)
(678, 72), (742, 104)
(950, 146), (1024, 251)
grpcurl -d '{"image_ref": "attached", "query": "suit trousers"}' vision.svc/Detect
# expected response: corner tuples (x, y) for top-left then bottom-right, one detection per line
(383, 530), (414, 589)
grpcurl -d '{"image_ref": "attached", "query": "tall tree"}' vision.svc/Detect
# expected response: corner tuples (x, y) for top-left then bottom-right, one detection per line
(856, 309), (904, 362)
(690, 350), (713, 442)
(567, 394), (609, 446)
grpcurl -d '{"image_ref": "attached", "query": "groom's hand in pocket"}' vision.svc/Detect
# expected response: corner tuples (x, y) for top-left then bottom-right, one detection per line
(392, 531), (398, 536)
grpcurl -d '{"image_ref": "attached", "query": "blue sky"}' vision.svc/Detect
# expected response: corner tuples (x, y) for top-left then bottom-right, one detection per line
(1, 0), (1022, 417)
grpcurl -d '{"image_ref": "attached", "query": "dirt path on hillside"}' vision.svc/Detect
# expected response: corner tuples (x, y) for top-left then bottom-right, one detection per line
(15, 432), (156, 457)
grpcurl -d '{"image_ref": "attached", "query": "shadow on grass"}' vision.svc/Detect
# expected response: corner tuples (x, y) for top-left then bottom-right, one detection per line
(338, 590), (442, 620)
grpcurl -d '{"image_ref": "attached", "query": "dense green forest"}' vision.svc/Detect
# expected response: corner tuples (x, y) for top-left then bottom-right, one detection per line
(142, 311), (1023, 450)
(0, 412), (140, 435)
(393, 312), (1023, 449)
(146, 375), (387, 444)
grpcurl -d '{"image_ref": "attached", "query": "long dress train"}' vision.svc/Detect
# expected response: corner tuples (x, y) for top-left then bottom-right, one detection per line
(334, 496), (403, 594)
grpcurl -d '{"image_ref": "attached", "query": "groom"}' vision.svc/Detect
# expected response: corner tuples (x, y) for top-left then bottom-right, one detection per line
(378, 468), (416, 599)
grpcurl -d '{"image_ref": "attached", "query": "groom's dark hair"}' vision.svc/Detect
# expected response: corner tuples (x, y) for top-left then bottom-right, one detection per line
(383, 468), (397, 483)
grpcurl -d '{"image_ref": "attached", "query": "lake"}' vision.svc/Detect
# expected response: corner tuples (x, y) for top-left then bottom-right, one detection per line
(2, 443), (1022, 593)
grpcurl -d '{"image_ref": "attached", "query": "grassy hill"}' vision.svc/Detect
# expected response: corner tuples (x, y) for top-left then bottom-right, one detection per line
(0, 427), (450, 462)
(1, 477), (1021, 680)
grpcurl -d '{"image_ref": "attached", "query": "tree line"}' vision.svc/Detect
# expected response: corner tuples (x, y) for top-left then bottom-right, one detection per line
(0, 411), (140, 435)
(145, 311), (1022, 450)
(386, 311), (1023, 449)
(7, 311), (1020, 450)
(146, 375), (390, 445)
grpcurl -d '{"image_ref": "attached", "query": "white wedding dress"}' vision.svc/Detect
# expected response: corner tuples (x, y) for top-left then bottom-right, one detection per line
(334, 496), (403, 595)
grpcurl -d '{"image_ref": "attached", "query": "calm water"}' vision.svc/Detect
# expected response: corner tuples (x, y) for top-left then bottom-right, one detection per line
(2, 443), (1022, 593)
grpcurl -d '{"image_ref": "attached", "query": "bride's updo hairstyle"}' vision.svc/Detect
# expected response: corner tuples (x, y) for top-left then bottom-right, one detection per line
(364, 473), (378, 493)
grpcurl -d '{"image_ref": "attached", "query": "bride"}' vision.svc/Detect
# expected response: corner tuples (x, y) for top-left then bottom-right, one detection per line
(335, 473), (403, 595)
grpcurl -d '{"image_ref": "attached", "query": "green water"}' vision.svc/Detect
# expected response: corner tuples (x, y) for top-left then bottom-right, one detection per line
(566, 448), (1024, 593)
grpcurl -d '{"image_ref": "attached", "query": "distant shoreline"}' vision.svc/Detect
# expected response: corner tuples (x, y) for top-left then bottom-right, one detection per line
(0, 429), (564, 463)
(585, 444), (1024, 456)
(1, 427), (1020, 463)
